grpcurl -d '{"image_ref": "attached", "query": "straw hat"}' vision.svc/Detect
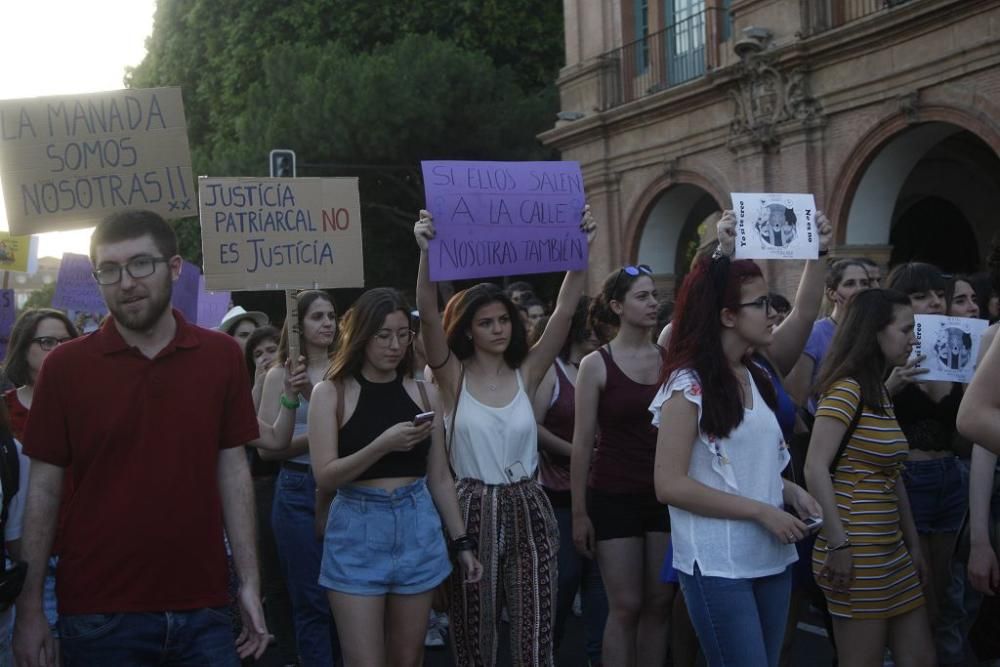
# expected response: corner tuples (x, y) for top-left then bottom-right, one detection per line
(217, 306), (269, 334)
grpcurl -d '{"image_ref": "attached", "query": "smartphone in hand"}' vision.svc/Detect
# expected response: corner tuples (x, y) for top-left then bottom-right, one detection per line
(413, 411), (435, 426)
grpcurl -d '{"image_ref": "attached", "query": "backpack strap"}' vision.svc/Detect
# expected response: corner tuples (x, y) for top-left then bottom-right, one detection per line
(828, 397), (864, 475)
(335, 380), (344, 428)
(445, 366), (466, 477)
(415, 380), (430, 413)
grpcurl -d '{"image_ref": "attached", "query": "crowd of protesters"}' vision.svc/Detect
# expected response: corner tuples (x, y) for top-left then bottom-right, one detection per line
(0, 203), (998, 667)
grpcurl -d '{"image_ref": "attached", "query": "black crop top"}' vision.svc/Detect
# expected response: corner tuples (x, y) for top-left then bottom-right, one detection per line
(893, 382), (963, 453)
(338, 373), (431, 480)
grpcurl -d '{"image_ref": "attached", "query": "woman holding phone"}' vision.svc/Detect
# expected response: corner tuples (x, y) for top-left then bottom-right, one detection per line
(308, 287), (481, 666)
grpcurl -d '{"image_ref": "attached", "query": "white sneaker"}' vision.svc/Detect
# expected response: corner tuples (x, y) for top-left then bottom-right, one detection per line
(424, 611), (447, 648)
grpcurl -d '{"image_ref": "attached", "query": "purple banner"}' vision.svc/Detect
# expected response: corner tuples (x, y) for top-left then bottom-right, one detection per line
(0, 289), (15, 359)
(171, 260), (201, 323)
(196, 276), (231, 328)
(421, 161), (587, 281)
(52, 253), (108, 315)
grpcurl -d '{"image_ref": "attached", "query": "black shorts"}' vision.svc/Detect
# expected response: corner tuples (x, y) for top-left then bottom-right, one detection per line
(587, 488), (669, 541)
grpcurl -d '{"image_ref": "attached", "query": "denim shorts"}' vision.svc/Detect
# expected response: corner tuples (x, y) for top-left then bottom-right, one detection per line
(903, 457), (967, 534)
(319, 478), (452, 596)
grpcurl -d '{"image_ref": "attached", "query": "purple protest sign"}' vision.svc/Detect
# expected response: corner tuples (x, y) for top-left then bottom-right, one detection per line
(171, 260), (201, 323)
(196, 276), (231, 328)
(421, 161), (588, 281)
(52, 253), (108, 315)
(0, 289), (15, 359)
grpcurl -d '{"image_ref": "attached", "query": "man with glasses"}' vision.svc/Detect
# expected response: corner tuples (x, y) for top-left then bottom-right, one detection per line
(14, 210), (268, 666)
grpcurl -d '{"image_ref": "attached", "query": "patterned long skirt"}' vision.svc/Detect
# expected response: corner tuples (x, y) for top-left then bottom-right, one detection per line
(449, 478), (559, 667)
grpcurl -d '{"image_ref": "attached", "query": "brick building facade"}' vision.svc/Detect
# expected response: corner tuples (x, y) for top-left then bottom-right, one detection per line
(542, 0), (1000, 299)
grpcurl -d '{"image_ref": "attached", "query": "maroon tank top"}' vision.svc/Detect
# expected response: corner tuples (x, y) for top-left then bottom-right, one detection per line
(538, 361), (574, 492)
(588, 345), (666, 494)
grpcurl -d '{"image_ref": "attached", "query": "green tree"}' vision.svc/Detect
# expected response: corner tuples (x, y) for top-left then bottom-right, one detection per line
(127, 1), (565, 290)
(22, 282), (55, 310)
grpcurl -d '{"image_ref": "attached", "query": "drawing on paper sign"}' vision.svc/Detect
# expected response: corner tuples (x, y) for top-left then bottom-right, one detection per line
(912, 314), (988, 383)
(933, 327), (973, 371)
(731, 193), (818, 260)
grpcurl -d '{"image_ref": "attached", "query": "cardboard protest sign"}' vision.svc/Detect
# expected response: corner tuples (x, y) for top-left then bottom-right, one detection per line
(0, 232), (38, 273)
(913, 314), (989, 383)
(195, 276), (231, 329)
(731, 193), (818, 260)
(0, 289), (15, 359)
(51, 253), (107, 315)
(0, 87), (195, 235)
(421, 161), (588, 281)
(199, 177), (364, 291)
(170, 260), (201, 323)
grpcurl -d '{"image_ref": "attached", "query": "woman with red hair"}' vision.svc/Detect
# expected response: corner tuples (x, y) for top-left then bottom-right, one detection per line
(651, 254), (820, 667)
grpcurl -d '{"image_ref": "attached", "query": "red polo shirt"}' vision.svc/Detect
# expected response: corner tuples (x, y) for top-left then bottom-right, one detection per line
(23, 310), (259, 614)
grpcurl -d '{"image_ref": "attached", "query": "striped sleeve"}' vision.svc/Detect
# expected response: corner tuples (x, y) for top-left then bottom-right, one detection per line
(816, 378), (862, 427)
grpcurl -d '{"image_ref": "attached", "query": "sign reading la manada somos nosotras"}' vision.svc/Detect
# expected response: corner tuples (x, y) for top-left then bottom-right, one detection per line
(0, 87), (195, 235)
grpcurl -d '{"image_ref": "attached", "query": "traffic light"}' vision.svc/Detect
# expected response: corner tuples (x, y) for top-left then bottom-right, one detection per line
(269, 149), (296, 178)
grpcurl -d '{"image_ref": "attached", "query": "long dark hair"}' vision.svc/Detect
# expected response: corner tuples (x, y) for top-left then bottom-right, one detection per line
(277, 290), (336, 364)
(442, 283), (528, 367)
(326, 288), (415, 382)
(661, 255), (777, 438)
(4, 309), (80, 387)
(814, 288), (912, 414)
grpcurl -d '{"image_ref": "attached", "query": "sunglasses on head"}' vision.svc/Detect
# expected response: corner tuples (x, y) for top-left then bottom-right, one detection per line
(611, 264), (653, 298)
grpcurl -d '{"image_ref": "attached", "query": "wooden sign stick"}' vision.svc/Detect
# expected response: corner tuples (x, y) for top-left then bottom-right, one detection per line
(285, 289), (301, 365)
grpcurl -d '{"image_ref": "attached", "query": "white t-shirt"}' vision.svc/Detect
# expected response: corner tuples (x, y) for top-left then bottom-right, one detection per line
(649, 369), (797, 579)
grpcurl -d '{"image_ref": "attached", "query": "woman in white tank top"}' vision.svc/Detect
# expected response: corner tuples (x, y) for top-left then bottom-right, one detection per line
(413, 207), (597, 667)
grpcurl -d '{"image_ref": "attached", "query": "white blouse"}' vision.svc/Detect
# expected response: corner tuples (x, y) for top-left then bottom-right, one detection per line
(649, 369), (797, 579)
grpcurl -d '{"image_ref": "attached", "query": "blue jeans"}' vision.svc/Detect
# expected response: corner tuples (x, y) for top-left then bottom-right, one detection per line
(272, 466), (340, 667)
(903, 457), (967, 534)
(59, 608), (238, 666)
(678, 563), (792, 667)
(552, 502), (608, 663)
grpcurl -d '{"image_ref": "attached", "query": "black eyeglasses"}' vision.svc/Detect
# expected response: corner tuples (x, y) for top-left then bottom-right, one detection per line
(92, 256), (170, 286)
(31, 336), (73, 351)
(737, 295), (775, 312)
(610, 264), (653, 298)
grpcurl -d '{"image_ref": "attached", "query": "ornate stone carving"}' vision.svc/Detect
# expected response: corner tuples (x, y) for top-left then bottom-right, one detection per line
(728, 55), (823, 150)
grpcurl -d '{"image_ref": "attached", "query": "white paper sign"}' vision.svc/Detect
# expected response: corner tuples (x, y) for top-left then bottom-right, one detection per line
(913, 314), (989, 383)
(731, 193), (819, 260)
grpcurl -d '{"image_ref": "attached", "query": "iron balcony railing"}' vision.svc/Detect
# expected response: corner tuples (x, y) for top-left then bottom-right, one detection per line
(601, 8), (731, 108)
(801, 0), (917, 36)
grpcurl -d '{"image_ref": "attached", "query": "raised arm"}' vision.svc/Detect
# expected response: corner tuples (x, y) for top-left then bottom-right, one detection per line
(522, 206), (597, 393)
(415, 211), (462, 401)
(767, 213), (833, 376)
